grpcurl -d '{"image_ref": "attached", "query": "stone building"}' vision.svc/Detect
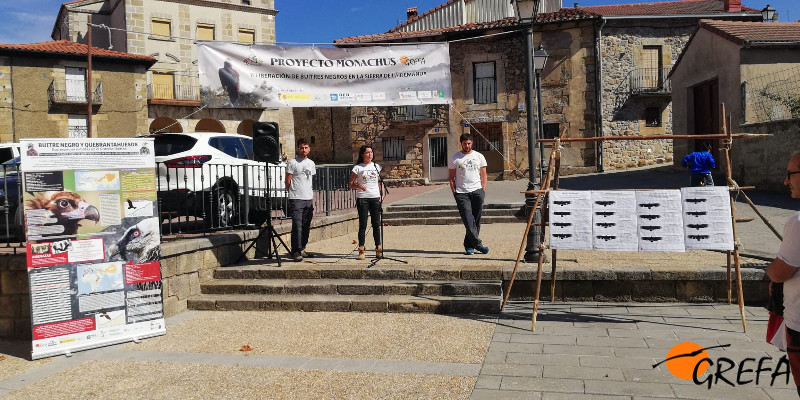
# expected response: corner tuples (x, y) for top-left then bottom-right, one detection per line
(337, 0), (764, 182)
(580, 0), (761, 171)
(670, 20), (800, 191)
(51, 0), (297, 153)
(338, 5), (598, 182)
(0, 40), (155, 141)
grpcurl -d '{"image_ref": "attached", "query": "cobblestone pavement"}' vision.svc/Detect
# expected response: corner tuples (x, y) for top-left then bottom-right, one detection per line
(477, 302), (796, 400)
(1, 303), (795, 399)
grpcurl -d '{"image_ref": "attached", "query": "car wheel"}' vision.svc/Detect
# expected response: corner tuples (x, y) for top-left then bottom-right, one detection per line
(207, 187), (238, 228)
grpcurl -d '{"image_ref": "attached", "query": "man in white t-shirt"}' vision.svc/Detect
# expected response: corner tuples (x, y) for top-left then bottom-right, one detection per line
(766, 151), (800, 394)
(449, 133), (489, 255)
(285, 138), (316, 262)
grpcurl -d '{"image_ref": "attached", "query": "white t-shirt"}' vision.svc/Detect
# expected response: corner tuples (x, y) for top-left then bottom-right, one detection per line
(781, 211), (800, 331)
(286, 156), (316, 200)
(352, 162), (382, 199)
(449, 151), (487, 193)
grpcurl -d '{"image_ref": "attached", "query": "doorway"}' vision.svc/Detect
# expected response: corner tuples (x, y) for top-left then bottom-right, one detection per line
(429, 136), (448, 181)
(692, 79), (719, 154)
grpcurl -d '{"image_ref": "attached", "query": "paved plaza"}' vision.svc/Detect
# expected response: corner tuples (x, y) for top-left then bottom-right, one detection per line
(0, 303), (794, 399)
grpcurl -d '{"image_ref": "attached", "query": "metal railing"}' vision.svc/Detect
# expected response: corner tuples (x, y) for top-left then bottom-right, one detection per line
(157, 162), (356, 235)
(389, 105), (442, 121)
(0, 163), (356, 245)
(147, 84), (200, 100)
(47, 80), (103, 104)
(629, 67), (672, 95)
(742, 66), (800, 123)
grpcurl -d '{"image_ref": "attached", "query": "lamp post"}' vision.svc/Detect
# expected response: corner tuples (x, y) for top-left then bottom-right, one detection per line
(761, 4), (776, 22)
(514, 0), (545, 262)
(534, 44), (549, 185)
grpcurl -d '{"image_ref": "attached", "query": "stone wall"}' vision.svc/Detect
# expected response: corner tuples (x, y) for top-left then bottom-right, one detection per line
(731, 119), (800, 192)
(292, 107), (352, 163)
(600, 20), (696, 171)
(0, 212), (357, 340)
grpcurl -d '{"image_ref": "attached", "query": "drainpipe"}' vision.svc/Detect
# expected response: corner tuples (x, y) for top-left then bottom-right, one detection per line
(330, 107), (335, 161)
(9, 56), (15, 143)
(595, 17), (606, 172)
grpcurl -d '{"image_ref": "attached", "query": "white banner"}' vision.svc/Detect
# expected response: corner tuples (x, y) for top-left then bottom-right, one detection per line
(198, 42), (453, 108)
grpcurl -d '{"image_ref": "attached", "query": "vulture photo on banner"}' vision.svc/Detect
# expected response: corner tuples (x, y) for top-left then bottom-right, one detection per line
(106, 217), (160, 263)
(218, 59), (240, 105)
(26, 191), (100, 236)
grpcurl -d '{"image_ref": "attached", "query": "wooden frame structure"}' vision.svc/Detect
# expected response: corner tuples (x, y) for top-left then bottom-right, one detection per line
(502, 105), (775, 332)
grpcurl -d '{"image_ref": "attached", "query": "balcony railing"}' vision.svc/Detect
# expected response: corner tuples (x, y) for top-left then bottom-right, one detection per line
(389, 105), (441, 122)
(630, 67), (672, 95)
(147, 84), (200, 101)
(48, 80), (103, 105)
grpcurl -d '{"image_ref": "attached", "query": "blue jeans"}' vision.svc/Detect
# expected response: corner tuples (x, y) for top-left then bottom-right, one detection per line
(290, 199), (313, 253)
(356, 197), (382, 247)
(454, 188), (485, 249)
(690, 173), (714, 187)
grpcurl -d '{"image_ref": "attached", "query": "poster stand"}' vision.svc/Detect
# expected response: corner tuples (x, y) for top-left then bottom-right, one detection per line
(502, 104), (775, 332)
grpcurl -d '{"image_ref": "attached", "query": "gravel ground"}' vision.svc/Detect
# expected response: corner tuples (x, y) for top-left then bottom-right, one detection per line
(3, 360), (476, 400)
(0, 347), (50, 382)
(123, 311), (495, 364)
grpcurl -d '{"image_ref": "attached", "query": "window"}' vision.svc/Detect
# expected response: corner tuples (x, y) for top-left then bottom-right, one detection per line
(65, 67), (86, 101)
(197, 24), (214, 41)
(641, 46), (662, 88)
(543, 123), (560, 139)
(151, 18), (171, 40)
(209, 137), (249, 159)
(242, 0), (251, 4)
(238, 29), (255, 45)
(472, 123), (502, 152)
(68, 115), (88, 138)
(644, 107), (662, 127)
(382, 137), (405, 161)
(152, 72), (175, 99)
(473, 62), (496, 104)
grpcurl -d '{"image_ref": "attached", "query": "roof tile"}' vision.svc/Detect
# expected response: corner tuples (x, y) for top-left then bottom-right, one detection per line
(576, 0), (760, 16)
(700, 20), (800, 44)
(0, 40), (155, 63)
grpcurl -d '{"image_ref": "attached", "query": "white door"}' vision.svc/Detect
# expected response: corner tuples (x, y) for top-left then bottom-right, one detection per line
(429, 136), (449, 181)
(65, 67), (86, 101)
(68, 115), (88, 138)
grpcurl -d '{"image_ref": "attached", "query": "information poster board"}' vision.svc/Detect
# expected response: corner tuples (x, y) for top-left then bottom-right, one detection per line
(549, 191), (593, 250)
(681, 187), (735, 251)
(21, 139), (166, 360)
(591, 191), (637, 251)
(636, 190), (685, 252)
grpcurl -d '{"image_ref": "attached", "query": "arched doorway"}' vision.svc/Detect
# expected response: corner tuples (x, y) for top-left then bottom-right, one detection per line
(237, 119), (255, 137)
(195, 118), (225, 132)
(149, 117), (183, 133)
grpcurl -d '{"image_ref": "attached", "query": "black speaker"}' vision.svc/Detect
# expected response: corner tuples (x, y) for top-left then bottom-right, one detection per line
(253, 121), (280, 163)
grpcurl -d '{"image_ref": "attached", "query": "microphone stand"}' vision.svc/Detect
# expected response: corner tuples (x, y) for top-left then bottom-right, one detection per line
(369, 162), (407, 267)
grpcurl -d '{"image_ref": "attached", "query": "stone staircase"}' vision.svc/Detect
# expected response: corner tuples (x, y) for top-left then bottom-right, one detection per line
(187, 265), (503, 314)
(382, 203), (526, 226)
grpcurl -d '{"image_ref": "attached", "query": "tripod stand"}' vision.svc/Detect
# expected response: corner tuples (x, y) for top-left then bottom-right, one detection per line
(367, 169), (407, 267)
(238, 163), (290, 266)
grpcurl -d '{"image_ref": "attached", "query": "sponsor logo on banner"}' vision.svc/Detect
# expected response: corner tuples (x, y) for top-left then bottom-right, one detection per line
(330, 94), (339, 101)
(417, 91), (432, 99)
(279, 93), (311, 101)
(356, 93), (372, 101)
(372, 92), (386, 100)
(399, 91), (417, 99)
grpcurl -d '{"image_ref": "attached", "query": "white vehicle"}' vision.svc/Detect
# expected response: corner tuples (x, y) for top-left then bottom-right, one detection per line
(147, 132), (286, 227)
(0, 143), (21, 164)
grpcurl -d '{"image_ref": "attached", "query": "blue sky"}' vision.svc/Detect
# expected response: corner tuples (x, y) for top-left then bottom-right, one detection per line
(0, 0), (797, 45)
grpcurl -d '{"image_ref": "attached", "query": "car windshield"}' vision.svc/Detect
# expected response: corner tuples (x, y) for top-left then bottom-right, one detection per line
(153, 135), (198, 156)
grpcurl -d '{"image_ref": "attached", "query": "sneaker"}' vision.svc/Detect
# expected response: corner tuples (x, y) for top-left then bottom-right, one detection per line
(465, 248), (475, 255)
(292, 252), (303, 262)
(300, 250), (313, 258)
(476, 245), (489, 254)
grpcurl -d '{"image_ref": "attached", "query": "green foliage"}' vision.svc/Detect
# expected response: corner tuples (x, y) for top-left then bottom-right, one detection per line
(758, 87), (800, 119)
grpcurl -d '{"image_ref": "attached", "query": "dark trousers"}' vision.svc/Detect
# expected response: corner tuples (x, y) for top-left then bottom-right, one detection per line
(290, 199), (313, 254)
(454, 188), (485, 249)
(690, 173), (714, 187)
(356, 197), (382, 247)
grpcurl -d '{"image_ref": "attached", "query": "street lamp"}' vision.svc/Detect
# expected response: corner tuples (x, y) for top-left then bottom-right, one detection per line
(761, 4), (776, 22)
(533, 44), (549, 182)
(514, 0), (544, 262)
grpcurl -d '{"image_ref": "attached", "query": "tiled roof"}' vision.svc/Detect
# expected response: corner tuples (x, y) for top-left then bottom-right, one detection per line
(0, 40), (156, 63)
(576, 0), (760, 16)
(700, 20), (800, 44)
(336, 9), (599, 44)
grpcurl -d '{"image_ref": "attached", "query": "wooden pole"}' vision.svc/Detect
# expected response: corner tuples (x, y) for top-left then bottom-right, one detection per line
(726, 251), (732, 304)
(729, 182), (782, 241)
(501, 145), (558, 312)
(532, 143), (559, 330)
(721, 105), (747, 332)
(86, 15), (93, 138)
(539, 133), (770, 143)
(549, 148), (561, 302)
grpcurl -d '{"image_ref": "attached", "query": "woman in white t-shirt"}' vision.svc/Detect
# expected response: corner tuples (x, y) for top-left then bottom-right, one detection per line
(349, 145), (385, 260)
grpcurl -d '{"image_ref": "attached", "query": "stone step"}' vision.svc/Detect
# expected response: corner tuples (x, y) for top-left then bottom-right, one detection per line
(383, 215), (524, 226)
(187, 294), (502, 314)
(383, 209), (522, 219)
(214, 266), (506, 281)
(385, 203), (524, 212)
(200, 279), (502, 296)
